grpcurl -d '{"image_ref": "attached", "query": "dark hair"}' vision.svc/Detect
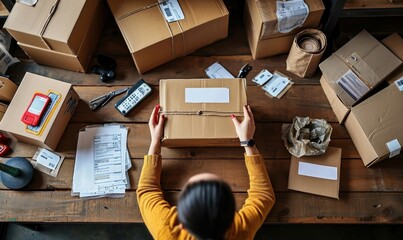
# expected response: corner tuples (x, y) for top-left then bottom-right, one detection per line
(178, 180), (235, 240)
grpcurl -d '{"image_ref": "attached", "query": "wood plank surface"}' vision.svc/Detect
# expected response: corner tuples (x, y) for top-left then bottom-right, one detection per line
(1, 0), (402, 224)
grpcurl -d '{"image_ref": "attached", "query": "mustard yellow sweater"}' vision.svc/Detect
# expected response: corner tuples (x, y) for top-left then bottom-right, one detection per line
(137, 154), (275, 240)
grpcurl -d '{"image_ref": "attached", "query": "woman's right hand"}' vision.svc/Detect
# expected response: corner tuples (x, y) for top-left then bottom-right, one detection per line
(148, 104), (165, 155)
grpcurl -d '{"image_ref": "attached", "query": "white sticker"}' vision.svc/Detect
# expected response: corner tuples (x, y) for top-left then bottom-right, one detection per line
(386, 139), (401, 158)
(185, 88), (229, 103)
(394, 77), (403, 91)
(159, 0), (185, 23)
(36, 148), (61, 170)
(298, 161), (338, 180)
(252, 69), (273, 85)
(262, 73), (290, 97)
(336, 70), (370, 101)
(205, 62), (235, 79)
(16, 0), (37, 6)
(276, 0), (309, 33)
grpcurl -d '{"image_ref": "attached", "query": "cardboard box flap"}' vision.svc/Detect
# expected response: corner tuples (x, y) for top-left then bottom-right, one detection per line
(160, 78), (247, 116)
(382, 33), (403, 60)
(109, 0), (228, 53)
(350, 83), (403, 160)
(288, 147), (341, 199)
(334, 30), (402, 87)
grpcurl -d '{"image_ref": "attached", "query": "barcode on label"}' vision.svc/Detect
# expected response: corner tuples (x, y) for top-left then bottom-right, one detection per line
(336, 70), (369, 102)
(164, 7), (172, 17)
(48, 163), (55, 168)
(395, 78), (403, 91)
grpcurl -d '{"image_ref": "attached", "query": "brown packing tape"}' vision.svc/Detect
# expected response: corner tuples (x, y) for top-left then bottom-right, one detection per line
(286, 29), (326, 78)
(38, 0), (61, 50)
(115, 0), (186, 61)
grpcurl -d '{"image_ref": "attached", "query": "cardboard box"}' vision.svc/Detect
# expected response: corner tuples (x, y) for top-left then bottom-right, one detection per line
(0, 72), (79, 150)
(344, 82), (403, 167)
(160, 78), (247, 147)
(382, 33), (403, 85)
(254, 0), (325, 40)
(15, 0), (106, 72)
(108, 0), (229, 74)
(4, 0), (100, 54)
(0, 76), (17, 102)
(319, 30), (402, 108)
(319, 75), (350, 124)
(245, 0), (324, 59)
(288, 147), (341, 199)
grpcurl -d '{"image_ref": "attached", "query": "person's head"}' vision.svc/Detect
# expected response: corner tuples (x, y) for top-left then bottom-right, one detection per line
(178, 173), (235, 240)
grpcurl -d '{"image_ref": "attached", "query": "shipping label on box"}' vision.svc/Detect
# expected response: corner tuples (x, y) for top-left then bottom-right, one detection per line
(160, 78), (247, 147)
(108, 0), (229, 74)
(0, 72), (79, 150)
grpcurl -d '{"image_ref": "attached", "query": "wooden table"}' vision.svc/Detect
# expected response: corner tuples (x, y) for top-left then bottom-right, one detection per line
(1, 3), (402, 224)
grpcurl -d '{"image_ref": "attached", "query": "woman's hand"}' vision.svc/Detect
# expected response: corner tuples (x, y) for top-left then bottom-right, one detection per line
(148, 104), (165, 155)
(231, 105), (259, 155)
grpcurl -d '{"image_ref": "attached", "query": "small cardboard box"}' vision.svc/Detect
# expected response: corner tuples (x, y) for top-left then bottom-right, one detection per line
(160, 78), (247, 147)
(319, 30), (402, 108)
(0, 103), (7, 121)
(254, 0), (325, 40)
(344, 82), (403, 167)
(4, 0), (101, 55)
(108, 0), (229, 74)
(288, 147), (341, 199)
(381, 33), (403, 85)
(0, 72), (79, 150)
(245, 0), (324, 59)
(12, 0), (106, 73)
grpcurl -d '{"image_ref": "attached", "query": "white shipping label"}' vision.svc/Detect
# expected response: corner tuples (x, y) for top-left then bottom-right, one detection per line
(386, 139), (401, 158)
(36, 148), (61, 170)
(394, 77), (403, 91)
(298, 161), (338, 180)
(276, 0), (309, 33)
(262, 73), (290, 97)
(205, 62), (235, 79)
(336, 70), (370, 102)
(159, 0), (185, 23)
(16, 0), (37, 6)
(252, 69), (273, 85)
(185, 88), (230, 103)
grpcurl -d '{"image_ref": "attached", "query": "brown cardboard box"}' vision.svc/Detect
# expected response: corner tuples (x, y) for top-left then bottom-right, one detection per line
(160, 78), (247, 147)
(4, 0), (100, 54)
(107, 0), (229, 74)
(344, 82), (403, 167)
(319, 75), (350, 124)
(255, 0), (325, 40)
(382, 33), (403, 85)
(245, 0), (324, 59)
(288, 147), (341, 199)
(0, 72), (79, 150)
(0, 76), (17, 102)
(319, 30), (402, 108)
(14, 0), (106, 73)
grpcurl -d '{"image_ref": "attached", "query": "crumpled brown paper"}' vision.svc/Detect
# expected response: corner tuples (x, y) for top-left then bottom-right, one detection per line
(281, 116), (333, 157)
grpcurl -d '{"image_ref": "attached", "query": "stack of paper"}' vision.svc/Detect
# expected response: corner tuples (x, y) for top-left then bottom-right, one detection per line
(72, 125), (131, 199)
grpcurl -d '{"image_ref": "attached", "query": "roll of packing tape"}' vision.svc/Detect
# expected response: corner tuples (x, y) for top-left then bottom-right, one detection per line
(0, 77), (17, 102)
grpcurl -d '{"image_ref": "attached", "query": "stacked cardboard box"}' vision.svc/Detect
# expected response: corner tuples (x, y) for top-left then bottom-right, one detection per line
(319, 30), (402, 166)
(4, 0), (106, 72)
(244, 0), (325, 59)
(107, 0), (229, 74)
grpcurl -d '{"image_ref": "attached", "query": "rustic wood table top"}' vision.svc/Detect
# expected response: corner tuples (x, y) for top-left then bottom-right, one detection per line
(1, 5), (402, 224)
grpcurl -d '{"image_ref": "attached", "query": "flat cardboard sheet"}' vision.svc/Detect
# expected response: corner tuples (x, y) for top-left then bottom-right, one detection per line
(288, 146), (341, 199)
(345, 82), (403, 167)
(160, 78), (247, 147)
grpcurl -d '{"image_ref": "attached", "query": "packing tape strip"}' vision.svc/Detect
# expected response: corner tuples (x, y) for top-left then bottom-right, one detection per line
(161, 110), (243, 117)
